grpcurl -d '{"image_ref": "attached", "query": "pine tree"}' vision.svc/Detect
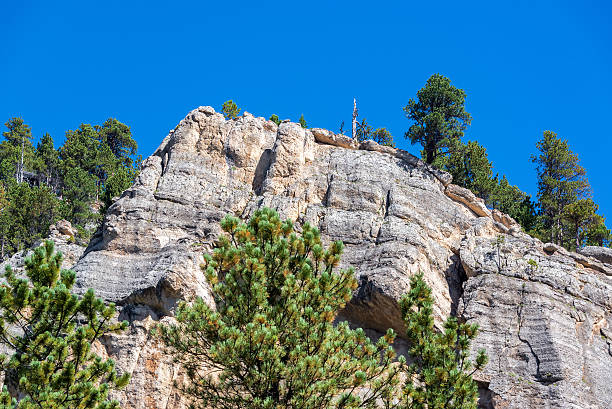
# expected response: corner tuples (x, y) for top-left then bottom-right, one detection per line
(298, 114), (308, 129)
(397, 272), (487, 409)
(371, 128), (395, 148)
(356, 118), (374, 142)
(158, 208), (401, 409)
(355, 119), (395, 147)
(562, 198), (598, 250)
(95, 119), (138, 168)
(586, 214), (611, 247)
(221, 100), (240, 120)
(59, 125), (100, 175)
(531, 131), (591, 246)
(60, 167), (98, 227)
(34, 134), (59, 188)
(0, 240), (130, 408)
(433, 139), (495, 200)
(404, 74), (472, 164)
(101, 165), (135, 213)
(2, 118), (35, 183)
(0, 184), (60, 256)
(269, 114), (281, 126)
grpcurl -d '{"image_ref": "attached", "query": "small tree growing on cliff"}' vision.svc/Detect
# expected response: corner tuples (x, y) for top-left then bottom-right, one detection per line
(395, 272), (487, 409)
(0, 240), (130, 409)
(221, 100), (241, 119)
(159, 208), (402, 409)
(298, 114), (308, 128)
(269, 114), (281, 126)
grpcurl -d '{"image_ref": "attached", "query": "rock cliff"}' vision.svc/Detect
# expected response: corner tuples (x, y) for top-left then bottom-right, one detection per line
(25, 107), (612, 408)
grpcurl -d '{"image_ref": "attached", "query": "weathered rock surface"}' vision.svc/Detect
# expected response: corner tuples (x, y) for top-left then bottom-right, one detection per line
(459, 219), (612, 408)
(62, 107), (612, 409)
(580, 246), (612, 269)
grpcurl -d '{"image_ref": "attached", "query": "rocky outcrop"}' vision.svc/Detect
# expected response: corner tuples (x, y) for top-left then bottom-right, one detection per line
(580, 246), (612, 269)
(61, 107), (612, 409)
(459, 219), (612, 408)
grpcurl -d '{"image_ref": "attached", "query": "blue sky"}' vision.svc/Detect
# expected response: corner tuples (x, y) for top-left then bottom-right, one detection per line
(1, 1), (611, 220)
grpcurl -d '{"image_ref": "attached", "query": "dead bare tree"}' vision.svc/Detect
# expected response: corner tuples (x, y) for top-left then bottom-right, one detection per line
(352, 98), (358, 139)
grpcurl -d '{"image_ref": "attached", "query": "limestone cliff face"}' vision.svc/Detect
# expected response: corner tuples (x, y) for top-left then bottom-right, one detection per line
(62, 107), (612, 408)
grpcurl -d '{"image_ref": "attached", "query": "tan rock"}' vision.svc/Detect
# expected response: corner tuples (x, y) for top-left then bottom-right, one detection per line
(310, 127), (358, 149)
(60, 106), (612, 409)
(445, 184), (492, 218)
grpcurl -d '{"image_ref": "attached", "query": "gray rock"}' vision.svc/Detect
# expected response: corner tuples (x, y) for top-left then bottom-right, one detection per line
(67, 106), (612, 409)
(459, 223), (612, 408)
(580, 246), (612, 265)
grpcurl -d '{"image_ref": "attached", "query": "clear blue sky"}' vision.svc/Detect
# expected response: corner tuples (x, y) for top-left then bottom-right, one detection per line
(2, 1), (611, 220)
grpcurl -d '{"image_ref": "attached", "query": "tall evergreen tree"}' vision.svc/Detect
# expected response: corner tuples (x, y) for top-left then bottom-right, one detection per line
(34, 133), (60, 188)
(95, 119), (138, 168)
(59, 125), (99, 175)
(0, 185), (9, 259)
(0, 241), (130, 409)
(397, 272), (487, 409)
(101, 165), (134, 213)
(159, 208), (401, 409)
(433, 139), (495, 200)
(531, 131), (591, 246)
(2, 118), (34, 183)
(404, 74), (472, 164)
(60, 167), (98, 227)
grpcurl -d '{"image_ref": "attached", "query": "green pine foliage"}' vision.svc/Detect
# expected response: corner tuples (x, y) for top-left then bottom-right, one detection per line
(586, 214), (611, 247)
(1, 118), (35, 183)
(0, 183), (60, 258)
(158, 208), (402, 409)
(356, 119), (395, 148)
(34, 134), (60, 189)
(404, 74), (472, 164)
(95, 119), (138, 168)
(431, 138), (538, 234)
(269, 114), (281, 126)
(562, 198), (599, 250)
(221, 100), (241, 120)
(298, 114), (308, 129)
(0, 117), (140, 259)
(432, 139), (495, 200)
(531, 131), (593, 247)
(0, 240), (130, 409)
(397, 273), (487, 409)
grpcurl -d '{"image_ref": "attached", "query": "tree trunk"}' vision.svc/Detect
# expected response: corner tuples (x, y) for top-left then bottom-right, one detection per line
(575, 221), (580, 249)
(352, 98), (357, 140)
(19, 135), (25, 184)
(426, 149), (435, 164)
